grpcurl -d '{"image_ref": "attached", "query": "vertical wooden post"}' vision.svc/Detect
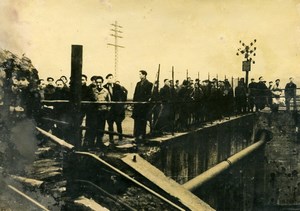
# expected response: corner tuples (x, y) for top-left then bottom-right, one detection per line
(69, 45), (82, 148)
(172, 66), (174, 83)
(171, 66), (175, 136)
(186, 69), (189, 80)
(245, 70), (249, 91)
(63, 45), (83, 202)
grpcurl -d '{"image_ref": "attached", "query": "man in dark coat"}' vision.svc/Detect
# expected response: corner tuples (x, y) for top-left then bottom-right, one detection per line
(132, 70), (153, 140)
(255, 76), (268, 111)
(267, 81), (273, 107)
(154, 79), (172, 133)
(248, 78), (256, 112)
(80, 74), (90, 120)
(200, 80), (211, 122)
(285, 77), (297, 111)
(149, 80), (160, 134)
(235, 79), (247, 113)
(52, 79), (70, 140)
(82, 75), (98, 148)
(80, 74), (93, 142)
(44, 77), (56, 100)
(104, 73), (127, 143)
(177, 80), (190, 130)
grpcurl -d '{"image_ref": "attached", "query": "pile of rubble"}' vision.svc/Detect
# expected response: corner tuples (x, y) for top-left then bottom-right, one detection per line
(0, 48), (39, 108)
(0, 49), (44, 209)
(0, 48), (41, 174)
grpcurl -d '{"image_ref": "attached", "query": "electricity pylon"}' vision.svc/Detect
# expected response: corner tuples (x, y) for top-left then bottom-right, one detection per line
(107, 21), (124, 79)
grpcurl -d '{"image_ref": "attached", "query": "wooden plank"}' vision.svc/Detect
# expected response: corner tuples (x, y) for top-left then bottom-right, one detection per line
(34, 171), (61, 180)
(74, 196), (109, 211)
(36, 127), (74, 150)
(7, 185), (50, 211)
(10, 175), (44, 188)
(33, 159), (60, 167)
(122, 153), (214, 211)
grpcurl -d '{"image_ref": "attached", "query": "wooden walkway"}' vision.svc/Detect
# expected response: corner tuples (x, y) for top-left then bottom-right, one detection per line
(122, 153), (214, 211)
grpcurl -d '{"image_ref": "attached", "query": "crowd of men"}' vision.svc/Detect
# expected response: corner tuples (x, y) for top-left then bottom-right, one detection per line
(1, 67), (298, 149)
(44, 72), (297, 143)
(39, 74), (128, 148)
(239, 76), (297, 113)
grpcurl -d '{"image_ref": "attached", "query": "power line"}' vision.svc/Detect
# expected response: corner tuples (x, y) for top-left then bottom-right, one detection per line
(107, 21), (125, 79)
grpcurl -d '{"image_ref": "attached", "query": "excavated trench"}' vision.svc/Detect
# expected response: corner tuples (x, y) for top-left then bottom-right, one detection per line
(1, 111), (300, 210)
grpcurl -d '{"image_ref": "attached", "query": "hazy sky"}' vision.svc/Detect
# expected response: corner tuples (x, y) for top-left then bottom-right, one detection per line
(1, 0), (300, 93)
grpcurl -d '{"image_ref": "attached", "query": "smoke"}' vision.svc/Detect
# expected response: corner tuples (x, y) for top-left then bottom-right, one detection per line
(0, 118), (62, 210)
(0, 38), (62, 210)
(10, 118), (38, 173)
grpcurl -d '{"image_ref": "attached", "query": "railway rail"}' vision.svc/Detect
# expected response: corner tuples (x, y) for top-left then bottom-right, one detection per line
(7, 126), (189, 210)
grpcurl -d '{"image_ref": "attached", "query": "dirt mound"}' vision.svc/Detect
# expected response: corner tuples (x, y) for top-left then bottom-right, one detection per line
(0, 49), (40, 175)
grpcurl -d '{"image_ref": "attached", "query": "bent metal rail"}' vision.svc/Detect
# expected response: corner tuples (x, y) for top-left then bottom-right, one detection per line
(36, 126), (186, 211)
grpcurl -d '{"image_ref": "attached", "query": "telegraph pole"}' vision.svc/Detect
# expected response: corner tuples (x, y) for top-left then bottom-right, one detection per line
(107, 21), (124, 80)
(236, 39), (257, 87)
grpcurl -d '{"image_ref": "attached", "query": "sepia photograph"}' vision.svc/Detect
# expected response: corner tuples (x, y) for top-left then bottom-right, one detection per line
(0, 0), (300, 210)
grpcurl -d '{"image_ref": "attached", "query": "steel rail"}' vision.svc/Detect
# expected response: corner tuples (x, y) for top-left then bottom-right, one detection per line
(7, 184), (50, 211)
(35, 127), (185, 210)
(75, 151), (185, 211)
(74, 179), (137, 211)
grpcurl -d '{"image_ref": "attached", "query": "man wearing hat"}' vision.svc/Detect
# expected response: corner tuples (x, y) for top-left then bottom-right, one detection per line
(90, 75), (97, 88)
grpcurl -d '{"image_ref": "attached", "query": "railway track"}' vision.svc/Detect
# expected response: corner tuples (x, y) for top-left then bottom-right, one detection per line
(5, 127), (188, 210)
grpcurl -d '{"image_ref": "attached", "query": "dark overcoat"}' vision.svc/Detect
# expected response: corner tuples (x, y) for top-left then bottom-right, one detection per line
(132, 79), (153, 119)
